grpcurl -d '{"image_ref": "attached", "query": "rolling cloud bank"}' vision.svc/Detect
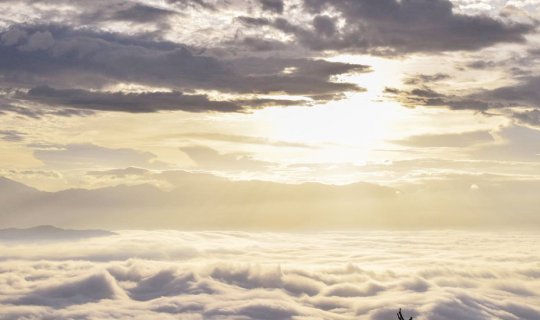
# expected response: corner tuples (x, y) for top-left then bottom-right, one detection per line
(1, 231), (539, 319)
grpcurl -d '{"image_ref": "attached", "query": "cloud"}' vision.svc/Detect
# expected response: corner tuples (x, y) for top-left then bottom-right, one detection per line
(469, 125), (540, 161)
(0, 25), (223, 89)
(258, 0), (284, 14)
(19, 86), (243, 113)
(0, 0), (203, 32)
(99, 3), (177, 24)
(0, 24), (369, 116)
(386, 75), (540, 127)
(512, 109), (540, 127)
(240, 0), (534, 54)
(87, 167), (151, 178)
(383, 86), (490, 111)
(403, 73), (451, 86)
(233, 37), (289, 52)
(12, 271), (127, 307)
(482, 76), (540, 108)
(0, 231), (539, 319)
(393, 130), (494, 148)
(0, 129), (25, 142)
(324, 283), (385, 297)
(180, 132), (315, 149)
(466, 59), (499, 70)
(6, 86), (308, 117)
(180, 145), (273, 171)
(130, 270), (211, 301)
(205, 299), (300, 319)
(33, 143), (159, 169)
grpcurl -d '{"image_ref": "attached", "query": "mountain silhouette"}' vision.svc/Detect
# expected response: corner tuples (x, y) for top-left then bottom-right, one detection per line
(0, 225), (116, 242)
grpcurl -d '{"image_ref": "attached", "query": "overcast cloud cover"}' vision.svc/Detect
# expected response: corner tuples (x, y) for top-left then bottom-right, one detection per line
(1, 231), (540, 320)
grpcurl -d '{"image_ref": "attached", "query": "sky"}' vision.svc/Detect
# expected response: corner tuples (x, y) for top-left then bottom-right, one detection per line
(1, 0), (540, 229)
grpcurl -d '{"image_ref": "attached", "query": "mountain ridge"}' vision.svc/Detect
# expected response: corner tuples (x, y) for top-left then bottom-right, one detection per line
(0, 225), (117, 241)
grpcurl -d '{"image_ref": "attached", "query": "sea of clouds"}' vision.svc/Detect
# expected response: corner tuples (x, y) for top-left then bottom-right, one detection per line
(1, 231), (539, 320)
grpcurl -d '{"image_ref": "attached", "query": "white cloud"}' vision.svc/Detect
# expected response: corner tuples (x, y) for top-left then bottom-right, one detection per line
(1, 231), (539, 319)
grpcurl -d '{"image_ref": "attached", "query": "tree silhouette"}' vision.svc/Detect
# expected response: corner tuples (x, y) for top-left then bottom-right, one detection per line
(397, 308), (413, 320)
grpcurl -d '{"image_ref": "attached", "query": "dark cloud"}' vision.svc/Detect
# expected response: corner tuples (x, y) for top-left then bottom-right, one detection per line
(0, 104), (46, 119)
(383, 86), (490, 111)
(0, 25), (226, 89)
(512, 109), (540, 127)
(6, 24), (368, 91)
(219, 73), (363, 97)
(57, 3), (178, 35)
(222, 57), (368, 99)
(0, 129), (25, 142)
(13, 86), (311, 115)
(258, 0), (284, 14)
(20, 86), (241, 113)
(484, 76), (540, 107)
(403, 73), (450, 85)
(237, 16), (271, 26)
(465, 60), (499, 70)
(107, 4), (176, 23)
(312, 15), (337, 37)
(307, 0), (534, 53)
(2, 0), (197, 27)
(240, 0), (534, 54)
(235, 37), (289, 52)
(387, 76), (540, 127)
(166, 0), (215, 10)
(1, 88), (89, 118)
(58, 2), (180, 27)
(0, 24), (368, 115)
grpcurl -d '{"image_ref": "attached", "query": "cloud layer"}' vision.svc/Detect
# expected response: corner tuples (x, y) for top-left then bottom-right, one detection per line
(0, 0), (536, 118)
(0, 22), (369, 116)
(1, 231), (539, 319)
(240, 0), (534, 54)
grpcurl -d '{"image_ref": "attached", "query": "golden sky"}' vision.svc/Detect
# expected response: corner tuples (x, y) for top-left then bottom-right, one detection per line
(1, 0), (540, 228)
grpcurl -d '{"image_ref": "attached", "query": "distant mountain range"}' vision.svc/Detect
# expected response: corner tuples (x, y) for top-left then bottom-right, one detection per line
(0, 173), (396, 229)
(0, 225), (117, 241)
(2, 171), (540, 229)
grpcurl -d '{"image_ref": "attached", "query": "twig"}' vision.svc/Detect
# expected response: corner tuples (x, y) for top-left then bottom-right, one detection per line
(397, 308), (413, 320)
